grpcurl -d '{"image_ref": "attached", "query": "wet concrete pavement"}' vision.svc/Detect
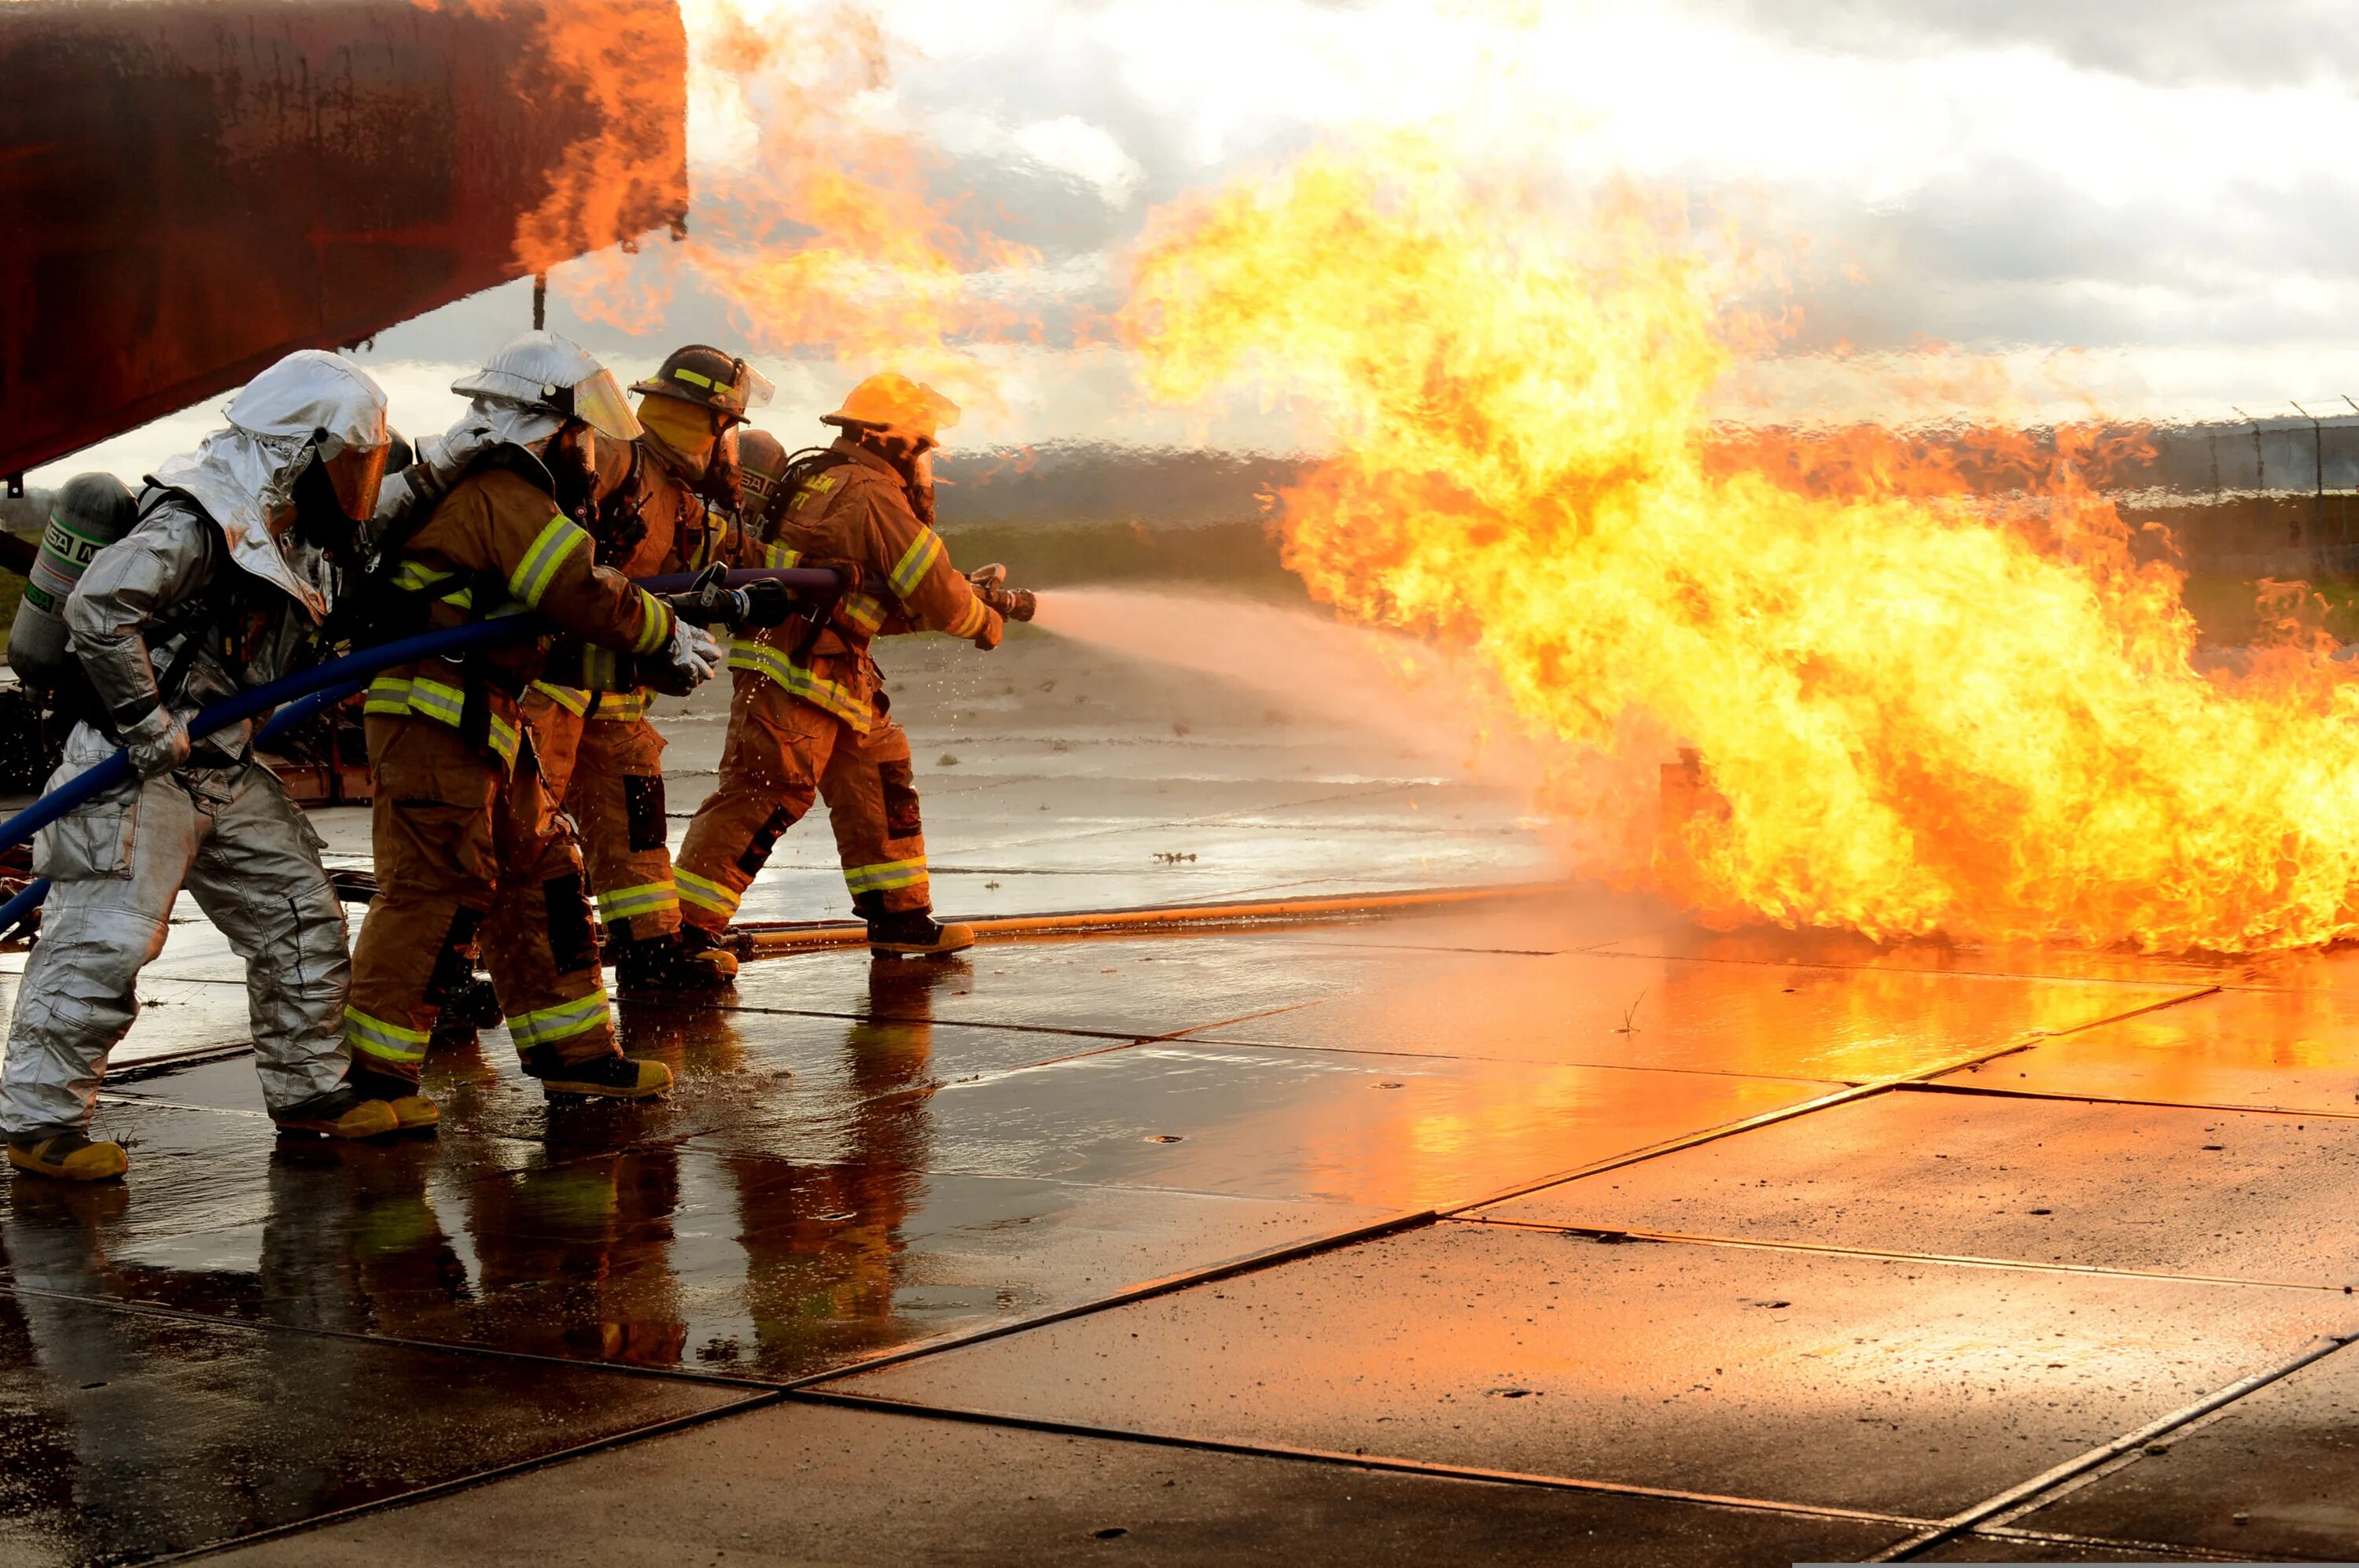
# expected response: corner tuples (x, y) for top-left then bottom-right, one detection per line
(4, 639), (2359, 1561)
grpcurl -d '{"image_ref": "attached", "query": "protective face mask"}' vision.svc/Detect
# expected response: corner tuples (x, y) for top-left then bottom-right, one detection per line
(637, 396), (719, 473)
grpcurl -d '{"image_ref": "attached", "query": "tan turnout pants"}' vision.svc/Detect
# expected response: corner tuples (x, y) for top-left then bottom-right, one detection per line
(675, 672), (929, 932)
(520, 689), (682, 943)
(345, 716), (618, 1084)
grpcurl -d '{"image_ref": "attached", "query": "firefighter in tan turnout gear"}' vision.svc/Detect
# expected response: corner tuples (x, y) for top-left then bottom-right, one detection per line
(2, 352), (406, 1180)
(344, 332), (723, 1106)
(666, 375), (1003, 982)
(519, 344), (775, 996)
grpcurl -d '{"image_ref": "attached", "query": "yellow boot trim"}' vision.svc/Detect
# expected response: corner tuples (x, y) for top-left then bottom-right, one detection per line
(381, 1094), (442, 1132)
(534, 1058), (674, 1099)
(278, 1100), (402, 1140)
(871, 919), (974, 957)
(7, 1133), (127, 1182)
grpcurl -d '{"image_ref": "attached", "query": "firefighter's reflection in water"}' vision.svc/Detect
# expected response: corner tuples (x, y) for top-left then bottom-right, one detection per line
(723, 954), (956, 1375)
(0, 1171), (426, 1555)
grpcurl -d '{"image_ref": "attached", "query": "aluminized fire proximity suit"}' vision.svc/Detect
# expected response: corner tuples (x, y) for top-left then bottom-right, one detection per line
(673, 433), (1000, 944)
(0, 352), (399, 1169)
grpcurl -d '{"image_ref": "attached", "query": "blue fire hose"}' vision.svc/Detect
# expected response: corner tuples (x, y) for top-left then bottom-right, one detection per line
(0, 567), (841, 936)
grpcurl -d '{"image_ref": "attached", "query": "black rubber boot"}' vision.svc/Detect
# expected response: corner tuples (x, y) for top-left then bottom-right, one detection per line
(430, 974), (503, 1045)
(273, 1086), (400, 1139)
(613, 928), (736, 996)
(6, 1127), (127, 1181)
(520, 1047), (673, 1100)
(863, 906), (974, 959)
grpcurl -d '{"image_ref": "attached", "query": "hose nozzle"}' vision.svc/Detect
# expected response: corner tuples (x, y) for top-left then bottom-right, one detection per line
(966, 562), (1035, 622)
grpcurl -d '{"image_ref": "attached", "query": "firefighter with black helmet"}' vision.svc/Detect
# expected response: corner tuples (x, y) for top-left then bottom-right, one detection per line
(518, 343), (780, 996)
(661, 373), (1004, 987)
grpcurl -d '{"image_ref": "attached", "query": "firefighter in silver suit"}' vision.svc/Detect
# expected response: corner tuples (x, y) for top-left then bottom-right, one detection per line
(1, 351), (408, 1180)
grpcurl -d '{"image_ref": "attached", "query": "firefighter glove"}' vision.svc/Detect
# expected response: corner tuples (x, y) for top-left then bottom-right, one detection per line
(121, 705), (191, 778)
(972, 605), (1005, 652)
(666, 621), (724, 689)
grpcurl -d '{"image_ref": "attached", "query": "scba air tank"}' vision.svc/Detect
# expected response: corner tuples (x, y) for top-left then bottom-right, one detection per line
(9, 473), (134, 688)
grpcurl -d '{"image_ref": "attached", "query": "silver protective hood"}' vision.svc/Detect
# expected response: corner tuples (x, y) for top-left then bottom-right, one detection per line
(149, 350), (390, 621)
(370, 397), (564, 532)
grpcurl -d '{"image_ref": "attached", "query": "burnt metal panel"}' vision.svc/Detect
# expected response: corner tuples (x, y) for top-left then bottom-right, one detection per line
(0, 0), (689, 477)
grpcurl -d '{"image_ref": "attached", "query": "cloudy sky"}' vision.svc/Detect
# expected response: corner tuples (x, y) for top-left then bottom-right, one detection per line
(35, 0), (2359, 485)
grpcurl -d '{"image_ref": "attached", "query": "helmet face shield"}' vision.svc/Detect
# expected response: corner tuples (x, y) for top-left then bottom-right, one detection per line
(323, 440), (390, 523)
(565, 368), (643, 444)
(733, 360), (775, 413)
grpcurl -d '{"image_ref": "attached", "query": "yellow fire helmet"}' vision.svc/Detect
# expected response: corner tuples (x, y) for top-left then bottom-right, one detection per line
(821, 373), (961, 446)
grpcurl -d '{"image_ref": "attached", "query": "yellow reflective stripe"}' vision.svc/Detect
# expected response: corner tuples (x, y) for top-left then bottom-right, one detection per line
(672, 366), (717, 390)
(508, 516), (587, 607)
(530, 681), (591, 717)
(945, 597), (988, 639)
(580, 645), (622, 693)
(840, 593), (885, 635)
(364, 676), (519, 768)
(887, 528), (945, 598)
(344, 1007), (429, 1066)
(391, 560), (454, 591)
(763, 541), (802, 569)
(488, 712), (519, 765)
(587, 690), (646, 722)
(506, 986), (611, 1048)
(724, 638), (872, 730)
(843, 857), (927, 894)
(595, 881), (678, 922)
(674, 867), (742, 918)
(632, 589), (672, 654)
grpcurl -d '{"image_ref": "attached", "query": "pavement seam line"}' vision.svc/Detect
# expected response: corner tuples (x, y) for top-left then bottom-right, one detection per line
(1965, 1523), (2257, 1563)
(782, 1206), (1439, 1391)
(1865, 1329), (2359, 1562)
(786, 1387), (1941, 1532)
(1905, 1078), (2359, 1122)
(1446, 1215), (2350, 1294)
(1442, 984), (2225, 1217)
(149, 1389), (785, 1563)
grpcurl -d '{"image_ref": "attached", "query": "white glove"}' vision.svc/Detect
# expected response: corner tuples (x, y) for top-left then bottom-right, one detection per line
(121, 705), (191, 778)
(666, 621), (723, 689)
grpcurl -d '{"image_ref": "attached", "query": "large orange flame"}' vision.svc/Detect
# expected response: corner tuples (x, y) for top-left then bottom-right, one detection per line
(1122, 141), (2359, 953)
(559, 0), (1039, 403)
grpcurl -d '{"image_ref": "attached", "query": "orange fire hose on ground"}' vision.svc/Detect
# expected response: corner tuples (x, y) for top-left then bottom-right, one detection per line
(727, 880), (1573, 957)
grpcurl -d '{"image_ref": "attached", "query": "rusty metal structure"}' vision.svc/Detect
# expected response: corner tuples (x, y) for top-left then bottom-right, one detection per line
(0, 0), (689, 486)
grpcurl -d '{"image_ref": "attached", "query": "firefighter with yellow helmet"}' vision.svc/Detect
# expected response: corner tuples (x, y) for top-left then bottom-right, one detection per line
(663, 373), (1004, 985)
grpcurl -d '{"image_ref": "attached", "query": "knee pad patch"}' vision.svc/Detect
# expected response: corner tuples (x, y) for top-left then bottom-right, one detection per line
(735, 797), (810, 875)
(879, 760), (922, 838)
(624, 774), (668, 852)
(543, 873), (597, 975)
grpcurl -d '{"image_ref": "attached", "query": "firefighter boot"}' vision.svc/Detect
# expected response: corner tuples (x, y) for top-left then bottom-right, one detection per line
(613, 928), (737, 996)
(521, 1046), (674, 1101)
(431, 973), (504, 1046)
(7, 1128), (128, 1182)
(346, 1067), (442, 1133)
(273, 1086), (402, 1140)
(859, 896), (974, 959)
